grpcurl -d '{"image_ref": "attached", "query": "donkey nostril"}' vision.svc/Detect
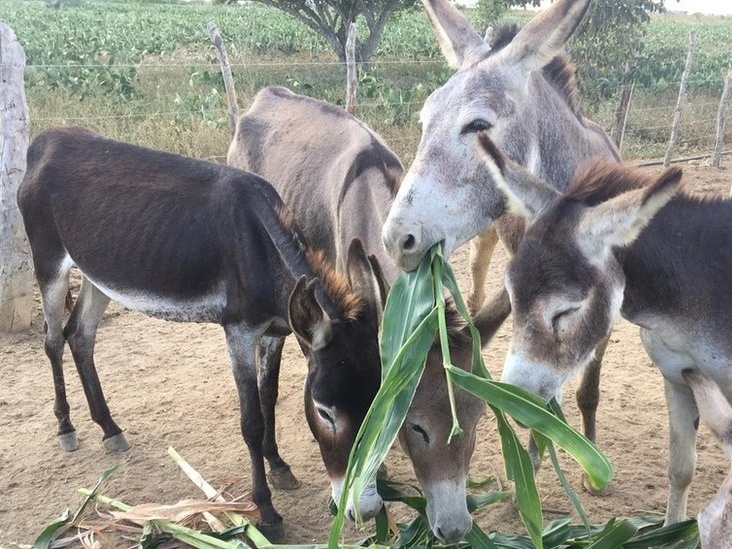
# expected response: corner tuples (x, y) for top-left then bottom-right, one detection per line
(346, 509), (355, 522)
(436, 526), (445, 541)
(402, 234), (416, 251)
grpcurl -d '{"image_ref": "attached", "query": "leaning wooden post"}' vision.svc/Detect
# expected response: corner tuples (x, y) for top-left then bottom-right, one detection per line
(712, 67), (732, 168)
(207, 21), (238, 136)
(0, 22), (32, 332)
(664, 28), (696, 167)
(345, 22), (357, 116)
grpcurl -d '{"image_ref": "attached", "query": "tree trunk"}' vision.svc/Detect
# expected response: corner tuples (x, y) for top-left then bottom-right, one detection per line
(0, 23), (32, 332)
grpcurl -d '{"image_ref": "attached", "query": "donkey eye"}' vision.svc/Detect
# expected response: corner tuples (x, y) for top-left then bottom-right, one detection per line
(317, 406), (335, 425)
(410, 423), (430, 444)
(551, 307), (580, 334)
(461, 119), (493, 134)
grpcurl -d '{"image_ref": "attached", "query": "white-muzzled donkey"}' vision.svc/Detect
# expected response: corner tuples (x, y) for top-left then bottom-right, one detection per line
(381, 0), (620, 482)
(476, 131), (732, 527)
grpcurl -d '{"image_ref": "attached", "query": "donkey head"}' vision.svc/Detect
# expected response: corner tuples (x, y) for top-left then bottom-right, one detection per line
(288, 238), (385, 521)
(401, 328), (483, 543)
(399, 292), (508, 543)
(383, 0), (591, 271)
(481, 134), (682, 404)
(683, 370), (732, 549)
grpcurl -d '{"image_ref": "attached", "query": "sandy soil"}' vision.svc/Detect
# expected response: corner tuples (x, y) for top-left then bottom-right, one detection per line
(1, 164), (730, 547)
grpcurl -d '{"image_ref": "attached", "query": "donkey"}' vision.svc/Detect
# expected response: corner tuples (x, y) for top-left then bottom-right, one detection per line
(17, 126), (386, 528)
(227, 85), (501, 542)
(380, 0), (620, 474)
(684, 370), (732, 548)
(477, 131), (732, 526)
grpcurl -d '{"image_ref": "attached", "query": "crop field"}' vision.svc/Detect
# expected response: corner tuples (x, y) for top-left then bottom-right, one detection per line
(1, 0), (731, 164)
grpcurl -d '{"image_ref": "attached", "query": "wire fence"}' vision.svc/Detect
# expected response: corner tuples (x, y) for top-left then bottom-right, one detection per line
(3, 53), (732, 309)
(16, 56), (731, 165)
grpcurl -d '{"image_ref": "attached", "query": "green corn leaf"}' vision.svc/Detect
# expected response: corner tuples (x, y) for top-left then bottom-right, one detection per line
(329, 250), (439, 546)
(34, 508), (71, 549)
(621, 518), (699, 548)
(585, 518), (638, 549)
(493, 407), (544, 548)
(541, 517), (573, 547)
(35, 464), (120, 549)
(466, 490), (514, 513)
(448, 367), (613, 491)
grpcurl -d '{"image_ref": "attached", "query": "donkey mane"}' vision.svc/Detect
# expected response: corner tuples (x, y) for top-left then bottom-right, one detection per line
(489, 24), (581, 121)
(567, 160), (656, 205)
(274, 203), (363, 320)
(433, 301), (472, 355)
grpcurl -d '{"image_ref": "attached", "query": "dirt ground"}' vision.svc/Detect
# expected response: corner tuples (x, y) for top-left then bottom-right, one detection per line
(1, 164), (730, 548)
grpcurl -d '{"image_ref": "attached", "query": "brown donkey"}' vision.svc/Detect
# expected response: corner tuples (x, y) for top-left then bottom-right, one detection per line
(17, 126), (386, 528)
(228, 86), (507, 542)
(478, 132), (732, 526)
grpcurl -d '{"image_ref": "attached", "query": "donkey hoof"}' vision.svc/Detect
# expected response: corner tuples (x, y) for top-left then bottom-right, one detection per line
(258, 517), (284, 541)
(268, 466), (301, 490)
(103, 433), (131, 452)
(582, 476), (606, 496)
(58, 431), (80, 452)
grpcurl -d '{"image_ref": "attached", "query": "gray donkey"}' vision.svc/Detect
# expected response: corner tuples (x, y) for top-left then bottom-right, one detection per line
(228, 86), (509, 543)
(381, 0), (619, 481)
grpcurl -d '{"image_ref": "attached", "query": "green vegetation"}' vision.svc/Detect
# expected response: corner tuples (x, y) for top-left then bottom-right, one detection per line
(2, 0), (730, 162)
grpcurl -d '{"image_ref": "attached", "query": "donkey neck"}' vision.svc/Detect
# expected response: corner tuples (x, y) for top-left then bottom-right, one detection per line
(245, 184), (361, 322)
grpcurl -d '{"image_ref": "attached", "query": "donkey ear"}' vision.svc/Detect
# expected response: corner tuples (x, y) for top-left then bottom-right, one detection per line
(367, 253), (390, 310)
(477, 133), (560, 219)
(346, 238), (387, 317)
(578, 167), (682, 256)
(288, 276), (333, 351)
(495, 0), (589, 73)
(423, 0), (492, 69)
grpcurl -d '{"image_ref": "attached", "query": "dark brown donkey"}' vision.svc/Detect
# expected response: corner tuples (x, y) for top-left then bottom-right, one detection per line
(17, 126), (385, 527)
(228, 86), (508, 543)
(478, 136), (732, 527)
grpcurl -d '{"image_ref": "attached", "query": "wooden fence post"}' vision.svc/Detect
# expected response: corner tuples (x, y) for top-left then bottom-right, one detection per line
(712, 67), (732, 168)
(611, 83), (633, 152)
(664, 28), (696, 167)
(207, 21), (238, 136)
(345, 22), (357, 116)
(0, 22), (32, 332)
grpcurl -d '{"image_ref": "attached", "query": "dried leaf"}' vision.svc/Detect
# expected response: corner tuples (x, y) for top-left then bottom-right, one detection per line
(109, 499), (259, 525)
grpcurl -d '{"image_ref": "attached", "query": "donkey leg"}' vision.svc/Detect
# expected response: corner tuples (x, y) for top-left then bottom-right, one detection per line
(258, 335), (300, 490)
(577, 336), (609, 494)
(37, 257), (78, 451)
(467, 227), (499, 314)
(225, 323), (282, 527)
(663, 378), (699, 525)
(64, 278), (128, 452)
